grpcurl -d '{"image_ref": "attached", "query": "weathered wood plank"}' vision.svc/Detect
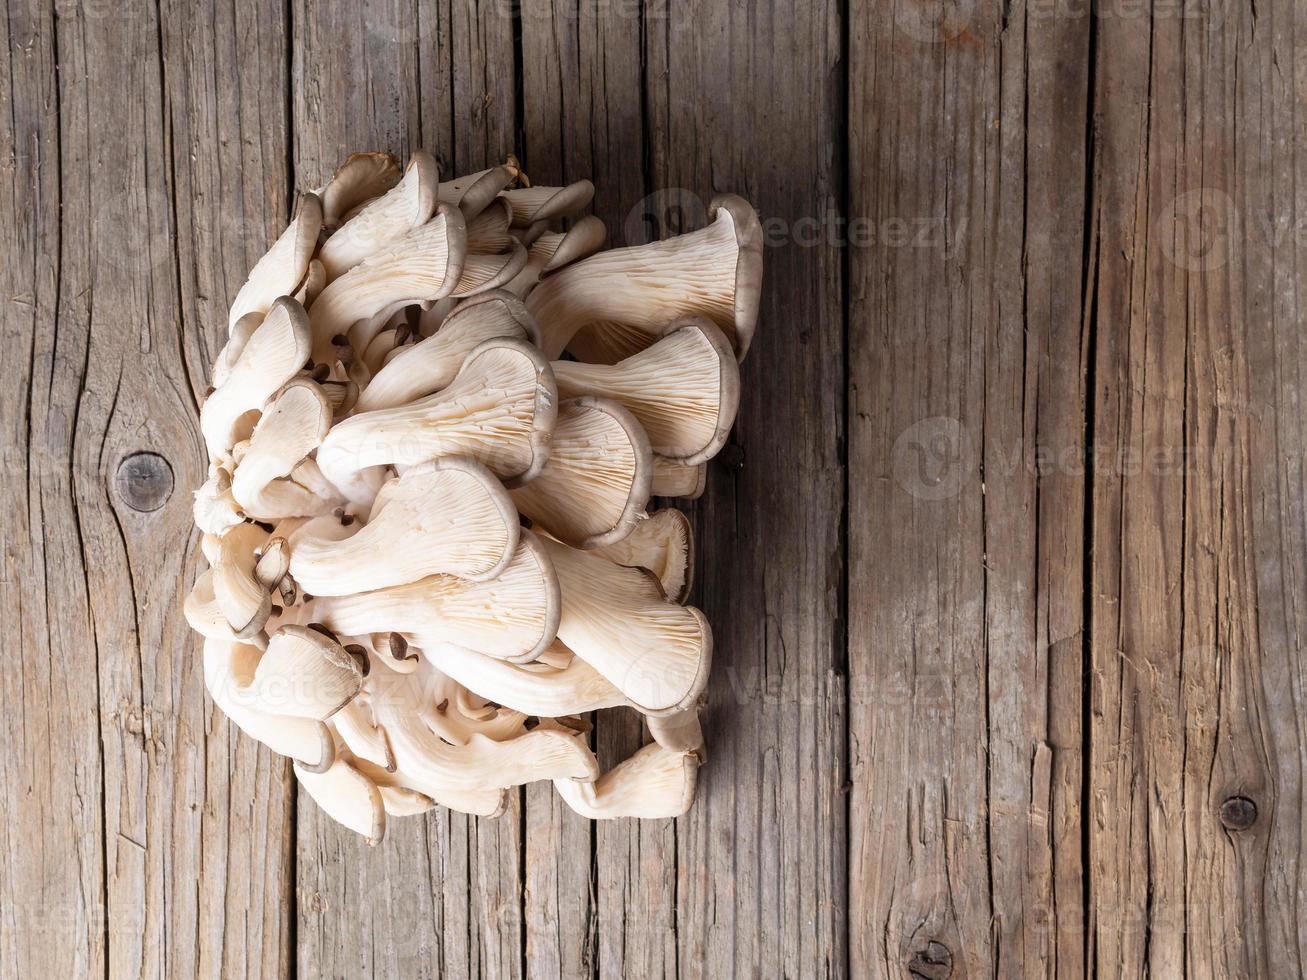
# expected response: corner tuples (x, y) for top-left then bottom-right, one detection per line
(160, 2), (298, 976)
(289, 4), (525, 977)
(847, 0), (1091, 975)
(0, 1), (105, 977)
(1087, 1), (1307, 975)
(1, 0), (295, 977)
(641, 0), (848, 975)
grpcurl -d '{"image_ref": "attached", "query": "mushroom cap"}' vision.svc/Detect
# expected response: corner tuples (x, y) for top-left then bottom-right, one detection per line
(420, 638), (628, 717)
(249, 624), (364, 719)
(650, 455), (707, 500)
(201, 296), (312, 458)
(230, 378), (333, 513)
(500, 180), (594, 227)
(203, 637), (336, 772)
(315, 336), (557, 501)
(552, 316), (740, 465)
(318, 149), (439, 280)
(553, 741), (698, 820)
(528, 196), (762, 360)
(465, 196), (515, 254)
(707, 193), (764, 362)
(356, 290), (540, 412)
(440, 162), (521, 220)
(212, 522), (274, 638)
(510, 396), (652, 549)
(294, 758), (386, 844)
(541, 536), (711, 715)
(449, 242), (529, 298)
(308, 203), (469, 369)
(229, 194), (323, 330)
(316, 151), (403, 228)
(288, 456), (521, 595)
(310, 530), (561, 664)
(592, 507), (694, 603)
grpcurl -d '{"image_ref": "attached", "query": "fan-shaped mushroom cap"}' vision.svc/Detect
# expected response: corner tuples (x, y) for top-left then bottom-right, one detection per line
(307, 204), (468, 369)
(420, 638), (628, 717)
(357, 290), (540, 412)
(332, 698), (396, 773)
(553, 317), (738, 465)
(193, 468), (244, 535)
(449, 242), (528, 298)
(309, 530), (560, 663)
(203, 637), (336, 772)
(438, 160), (521, 220)
(294, 259), (327, 307)
(316, 337), (557, 502)
(532, 193), (763, 361)
(592, 508), (694, 603)
(288, 457), (520, 595)
(540, 536), (711, 715)
(228, 194), (323, 330)
(510, 397), (651, 548)
(505, 216), (607, 298)
(185, 568), (263, 645)
(212, 312), (263, 389)
(230, 379), (332, 514)
(465, 196), (514, 254)
(318, 150), (439, 280)
(247, 625), (364, 719)
(651, 456), (706, 499)
(500, 180), (594, 227)
(294, 758), (386, 844)
(345, 657), (598, 803)
(554, 741), (698, 819)
(645, 706), (705, 755)
(316, 151), (403, 228)
(212, 522), (273, 638)
(201, 297), (311, 458)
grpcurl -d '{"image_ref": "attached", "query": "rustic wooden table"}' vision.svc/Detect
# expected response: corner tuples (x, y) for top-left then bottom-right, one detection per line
(3, 0), (1304, 976)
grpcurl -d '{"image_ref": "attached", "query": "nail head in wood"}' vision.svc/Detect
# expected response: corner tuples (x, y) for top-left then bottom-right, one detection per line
(1219, 796), (1258, 831)
(908, 940), (952, 979)
(114, 452), (174, 513)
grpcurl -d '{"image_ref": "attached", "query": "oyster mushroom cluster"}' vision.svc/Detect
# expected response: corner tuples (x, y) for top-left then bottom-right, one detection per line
(187, 150), (762, 842)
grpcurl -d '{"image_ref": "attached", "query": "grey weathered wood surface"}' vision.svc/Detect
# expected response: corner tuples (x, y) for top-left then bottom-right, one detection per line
(1, 0), (1303, 978)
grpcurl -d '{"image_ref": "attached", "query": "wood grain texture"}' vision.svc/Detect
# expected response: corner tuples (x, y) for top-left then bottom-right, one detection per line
(1086, 0), (1307, 975)
(6, 0), (1307, 976)
(847, 0), (1092, 974)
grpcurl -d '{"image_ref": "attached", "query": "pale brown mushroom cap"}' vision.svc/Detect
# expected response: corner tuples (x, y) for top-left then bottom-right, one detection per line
(439, 161), (521, 220)
(541, 536), (711, 715)
(249, 625), (364, 719)
(230, 378), (333, 515)
(316, 151), (403, 228)
(500, 179), (594, 227)
(592, 508), (694, 603)
(315, 337), (557, 501)
(307, 203), (468, 370)
(510, 396), (652, 549)
(294, 758), (386, 844)
(288, 456), (520, 595)
(318, 149), (438, 280)
(529, 195), (763, 360)
(552, 316), (740, 465)
(357, 290), (540, 412)
(554, 741), (698, 820)
(201, 296), (311, 458)
(229, 194), (323, 330)
(309, 530), (561, 664)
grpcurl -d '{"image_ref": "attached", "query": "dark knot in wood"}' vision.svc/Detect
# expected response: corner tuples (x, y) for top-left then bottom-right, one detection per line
(114, 452), (174, 513)
(1219, 796), (1258, 831)
(908, 940), (953, 979)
